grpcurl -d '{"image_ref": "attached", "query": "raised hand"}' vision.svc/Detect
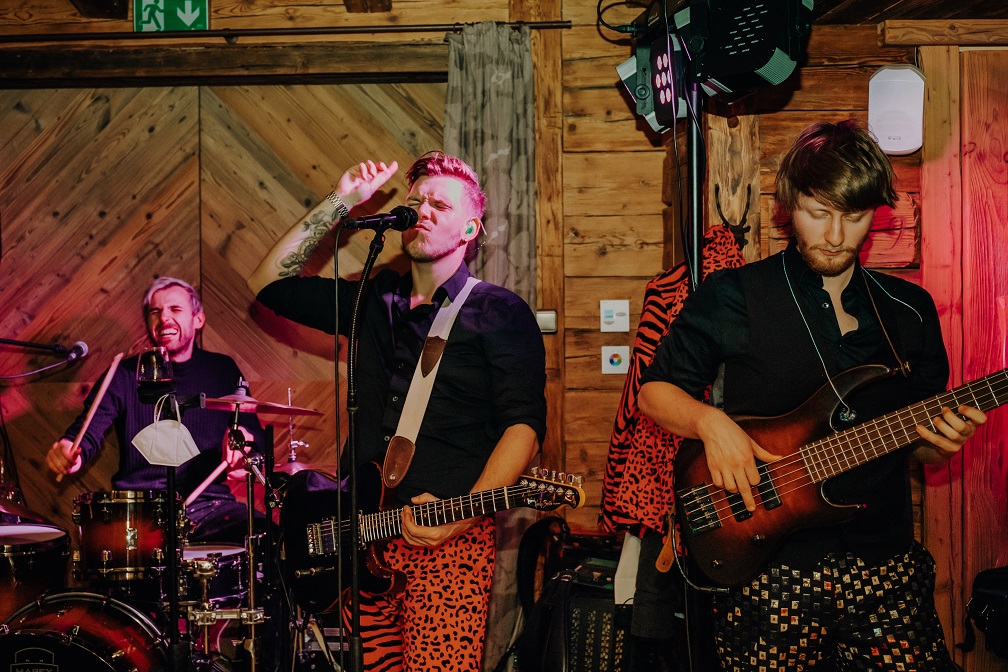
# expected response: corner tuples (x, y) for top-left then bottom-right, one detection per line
(337, 160), (399, 207)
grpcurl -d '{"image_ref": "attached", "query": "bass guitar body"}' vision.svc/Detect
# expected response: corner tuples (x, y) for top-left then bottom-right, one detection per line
(674, 366), (888, 587)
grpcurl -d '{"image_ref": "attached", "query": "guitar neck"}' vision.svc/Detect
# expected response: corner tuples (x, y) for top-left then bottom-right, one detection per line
(804, 368), (1008, 482)
(312, 482), (535, 552)
(359, 486), (524, 544)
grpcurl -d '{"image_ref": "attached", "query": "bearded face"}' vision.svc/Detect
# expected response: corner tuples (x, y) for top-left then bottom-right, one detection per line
(791, 194), (875, 277)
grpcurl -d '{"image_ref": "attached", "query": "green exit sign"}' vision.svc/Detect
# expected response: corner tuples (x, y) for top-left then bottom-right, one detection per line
(134, 0), (208, 32)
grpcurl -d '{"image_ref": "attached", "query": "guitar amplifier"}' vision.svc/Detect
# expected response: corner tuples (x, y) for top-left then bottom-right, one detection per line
(518, 549), (631, 672)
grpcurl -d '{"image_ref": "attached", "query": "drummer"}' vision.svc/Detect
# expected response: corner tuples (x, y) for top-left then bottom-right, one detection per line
(45, 277), (266, 543)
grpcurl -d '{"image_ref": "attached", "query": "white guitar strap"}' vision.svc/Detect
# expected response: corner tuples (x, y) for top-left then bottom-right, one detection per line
(382, 276), (481, 488)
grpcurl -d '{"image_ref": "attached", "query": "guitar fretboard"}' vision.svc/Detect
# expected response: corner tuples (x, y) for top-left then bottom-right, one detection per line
(305, 476), (581, 558)
(802, 368), (1008, 482)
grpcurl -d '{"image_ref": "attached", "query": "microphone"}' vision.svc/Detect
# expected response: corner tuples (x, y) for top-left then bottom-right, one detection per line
(65, 341), (89, 362)
(343, 206), (418, 232)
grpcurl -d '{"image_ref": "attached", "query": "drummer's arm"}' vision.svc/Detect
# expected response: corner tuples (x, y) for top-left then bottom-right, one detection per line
(48, 367), (127, 476)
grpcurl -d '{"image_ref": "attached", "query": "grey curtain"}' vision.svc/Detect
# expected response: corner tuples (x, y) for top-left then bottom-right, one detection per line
(445, 21), (537, 307)
(444, 21), (538, 672)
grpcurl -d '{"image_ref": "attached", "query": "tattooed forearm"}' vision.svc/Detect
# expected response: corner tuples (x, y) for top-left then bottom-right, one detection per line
(277, 209), (333, 278)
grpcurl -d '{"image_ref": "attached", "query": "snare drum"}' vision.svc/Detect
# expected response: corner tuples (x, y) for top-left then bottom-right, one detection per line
(73, 490), (174, 581)
(0, 591), (166, 671)
(0, 524), (69, 623)
(182, 543), (248, 605)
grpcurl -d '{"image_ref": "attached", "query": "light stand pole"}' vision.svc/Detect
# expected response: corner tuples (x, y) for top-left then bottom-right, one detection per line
(685, 80), (706, 291)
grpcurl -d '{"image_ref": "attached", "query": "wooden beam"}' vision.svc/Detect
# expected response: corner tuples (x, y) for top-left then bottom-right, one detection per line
(0, 42), (448, 87)
(918, 44), (964, 666)
(68, 0), (128, 19)
(342, 0), (392, 12)
(881, 19), (1008, 46)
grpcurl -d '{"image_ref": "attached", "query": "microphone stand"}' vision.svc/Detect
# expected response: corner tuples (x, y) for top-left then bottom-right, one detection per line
(343, 224), (393, 672)
(0, 337), (69, 354)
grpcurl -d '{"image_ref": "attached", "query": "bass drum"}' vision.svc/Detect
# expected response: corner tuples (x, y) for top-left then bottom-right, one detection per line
(0, 591), (167, 671)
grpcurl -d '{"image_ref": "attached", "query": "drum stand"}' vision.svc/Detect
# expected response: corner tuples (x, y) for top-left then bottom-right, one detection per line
(187, 425), (279, 672)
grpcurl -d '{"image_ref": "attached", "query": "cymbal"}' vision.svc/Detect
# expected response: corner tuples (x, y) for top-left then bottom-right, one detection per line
(203, 393), (322, 417)
(272, 459), (315, 475)
(0, 498), (54, 526)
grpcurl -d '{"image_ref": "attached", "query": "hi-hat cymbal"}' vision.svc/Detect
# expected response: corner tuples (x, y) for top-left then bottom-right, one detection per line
(203, 393), (322, 416)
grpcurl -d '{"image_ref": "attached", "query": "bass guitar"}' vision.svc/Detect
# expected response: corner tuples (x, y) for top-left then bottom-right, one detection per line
(280, 463), (585, 614)
(675, 364), (1008, 587)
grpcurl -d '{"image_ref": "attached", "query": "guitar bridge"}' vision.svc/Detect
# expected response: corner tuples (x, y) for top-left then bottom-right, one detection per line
(678, 484), (721, 535)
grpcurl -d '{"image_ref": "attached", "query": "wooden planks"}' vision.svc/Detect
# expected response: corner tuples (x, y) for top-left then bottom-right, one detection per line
(958, 48), (1008, 672)
(0, 86), (201, 544)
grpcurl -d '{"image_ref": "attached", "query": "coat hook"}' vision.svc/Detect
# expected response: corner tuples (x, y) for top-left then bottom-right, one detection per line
(714, 183), (752, 251)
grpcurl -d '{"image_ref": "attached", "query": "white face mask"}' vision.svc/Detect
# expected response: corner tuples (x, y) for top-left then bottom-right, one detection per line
(131, 395), (201, 467)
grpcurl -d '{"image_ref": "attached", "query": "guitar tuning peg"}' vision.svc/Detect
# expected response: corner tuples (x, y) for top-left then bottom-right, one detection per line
(531, 466), (539, 477)
(558, 472), (566, 483)
(550, 470), (557, 481)
(571, 475), (582, 486)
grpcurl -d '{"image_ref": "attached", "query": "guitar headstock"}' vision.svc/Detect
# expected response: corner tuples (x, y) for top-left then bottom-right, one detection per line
(517, 467), (586, 511)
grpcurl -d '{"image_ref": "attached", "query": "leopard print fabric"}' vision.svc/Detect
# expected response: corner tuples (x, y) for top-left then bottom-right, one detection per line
(599, 226), (745, 535)
(342, 516), (496, 672)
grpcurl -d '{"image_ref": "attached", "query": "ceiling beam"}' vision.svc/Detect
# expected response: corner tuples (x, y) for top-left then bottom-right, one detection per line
(0, 41), (447, 88)
(342, 0), (392, 12)
(881, 19), (1008, 45)
(68, 0), (128, 19)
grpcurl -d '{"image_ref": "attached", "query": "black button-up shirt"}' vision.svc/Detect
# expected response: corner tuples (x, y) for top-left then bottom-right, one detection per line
(257, 264), (547, 503)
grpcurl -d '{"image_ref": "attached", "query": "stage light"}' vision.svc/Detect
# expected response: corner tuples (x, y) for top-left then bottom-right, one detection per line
(616, 13), (686, 134)
(674, 0), (813, 98)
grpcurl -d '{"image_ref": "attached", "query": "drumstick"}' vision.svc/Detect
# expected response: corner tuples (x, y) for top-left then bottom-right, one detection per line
(184, 458), (230, 507)
(56, 351), (124, 483)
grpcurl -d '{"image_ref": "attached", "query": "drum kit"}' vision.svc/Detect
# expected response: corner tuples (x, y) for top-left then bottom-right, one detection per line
(0, 379), (327, 672)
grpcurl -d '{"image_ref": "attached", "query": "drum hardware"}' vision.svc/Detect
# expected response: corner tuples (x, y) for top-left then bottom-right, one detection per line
(202, 381), (322, 417)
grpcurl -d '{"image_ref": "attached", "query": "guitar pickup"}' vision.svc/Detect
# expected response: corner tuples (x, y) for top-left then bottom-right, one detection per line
(755, 460), (782, 510)
(725, 491), (752, 522)
(306, 523), (321, 557)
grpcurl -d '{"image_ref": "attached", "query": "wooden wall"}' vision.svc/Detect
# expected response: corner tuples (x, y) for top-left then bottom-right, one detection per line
(0, 80), (444, 538)
(559, 2), (671, 529)
(2, 5), (1007, 670)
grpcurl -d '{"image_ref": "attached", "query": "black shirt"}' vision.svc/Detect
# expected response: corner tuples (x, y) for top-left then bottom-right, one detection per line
(257, 264), (547, 504)
(641, 241), (950, 566)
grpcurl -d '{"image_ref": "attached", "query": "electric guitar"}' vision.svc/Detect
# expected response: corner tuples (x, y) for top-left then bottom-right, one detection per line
(675, 364), (1008, 587)
(280, 463), (585, 614)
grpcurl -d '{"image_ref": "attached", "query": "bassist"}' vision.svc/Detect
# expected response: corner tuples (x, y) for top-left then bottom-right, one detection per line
(639, 121), (985, 671)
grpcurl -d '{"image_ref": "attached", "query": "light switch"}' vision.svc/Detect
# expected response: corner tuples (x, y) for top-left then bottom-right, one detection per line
(600, 299), (631, 332)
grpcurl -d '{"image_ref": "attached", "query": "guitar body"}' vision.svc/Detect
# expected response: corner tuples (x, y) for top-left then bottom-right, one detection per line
(674, 365), (890, 587)
(280, 463), (391, 614)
